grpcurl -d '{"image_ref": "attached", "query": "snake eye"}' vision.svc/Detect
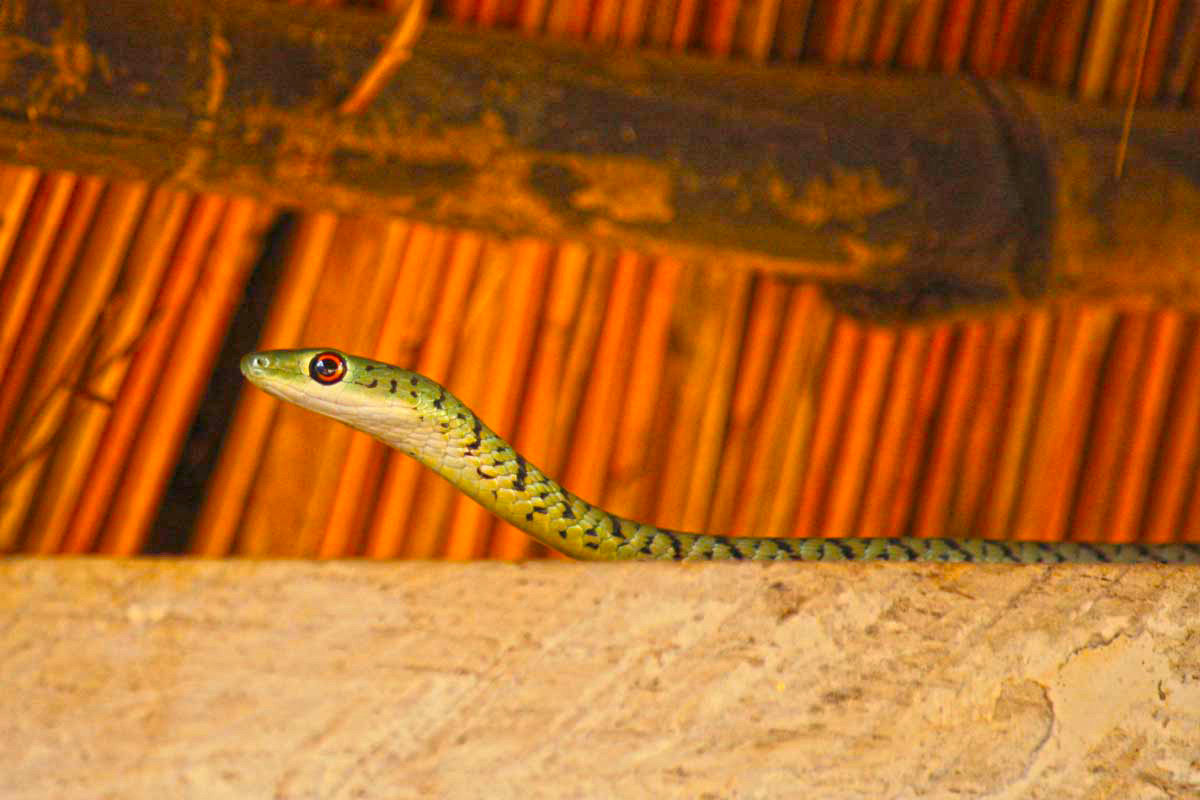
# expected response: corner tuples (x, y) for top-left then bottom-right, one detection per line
(309, 352), (346, 385)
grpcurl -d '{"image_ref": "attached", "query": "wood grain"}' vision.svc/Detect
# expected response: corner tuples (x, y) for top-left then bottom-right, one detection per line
(4, 559), (1199, 798)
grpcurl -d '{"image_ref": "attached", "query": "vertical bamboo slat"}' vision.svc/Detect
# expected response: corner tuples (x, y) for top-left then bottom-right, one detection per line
(318, 224), (443, 558)
(1070, 312), (1149, 540)
(735, 286), (828, 536)
(706, 276), (788, 533)
(735, 0), (785, 59)
(402, 238), (511, 557)
(0, 166), (39, 283)
(1013, 307), (1115, 542)
(63, 197), (229, 554)
(1105, 310), (1184, 538)
(0, 175), (77, 420)
(791, 317), (863, 537)
(367, 232), (482, 557)
(1139, 0), (1182, 99)
(98, 198), (265, 555)
(559, 252), (646, 520)
(602, 257), (684, 523)
(0, 178), (104, 450)
(911, 321), (989, 538)
(285, 219), (406, 557)
(679, 270), (752, 531)
(882, 325), (953, 537)
(1078, 0), (1130, 98)
(822, 326), (896, 536)
(947, 315), (1019, 536)
(27, 188), (190, 554)
(976, 310), (1050, 539)
(968, 0), (1005, 72)
(487, 243), (593, 559)
(0, 182), (148, 550)
(1148, 319), (1200, 541)
(191, 213), (338, 555)
(899, 0), (949, 68)
(442, 241), (549, 559)
(856, 327), (928, 535)
(938, 0), (978, 70)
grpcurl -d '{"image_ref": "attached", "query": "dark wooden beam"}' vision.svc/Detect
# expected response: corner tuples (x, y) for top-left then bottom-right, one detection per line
(3, 1), (1198, 319)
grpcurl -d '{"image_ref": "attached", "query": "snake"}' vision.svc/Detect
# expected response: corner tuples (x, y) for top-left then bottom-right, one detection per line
(240, 348), (1200, 564)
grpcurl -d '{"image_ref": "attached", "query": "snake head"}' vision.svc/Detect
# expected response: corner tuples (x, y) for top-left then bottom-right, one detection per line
(240, 348), (437, 454)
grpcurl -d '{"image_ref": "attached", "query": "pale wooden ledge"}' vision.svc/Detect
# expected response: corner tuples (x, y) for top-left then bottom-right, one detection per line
(4, 559), (1199, 799)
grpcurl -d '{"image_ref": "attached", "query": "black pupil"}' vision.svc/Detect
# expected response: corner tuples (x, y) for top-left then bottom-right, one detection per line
(311, 354), (343, 382)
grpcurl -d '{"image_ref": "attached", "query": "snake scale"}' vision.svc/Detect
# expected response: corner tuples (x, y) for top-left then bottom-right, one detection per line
(241, 349), (1200, 564)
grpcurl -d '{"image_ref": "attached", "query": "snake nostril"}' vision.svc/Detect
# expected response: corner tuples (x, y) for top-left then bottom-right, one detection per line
(252, 356), (270, 369)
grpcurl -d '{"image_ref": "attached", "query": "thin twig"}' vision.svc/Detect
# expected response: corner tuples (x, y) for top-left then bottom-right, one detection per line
(1115, 0), (1158, 179)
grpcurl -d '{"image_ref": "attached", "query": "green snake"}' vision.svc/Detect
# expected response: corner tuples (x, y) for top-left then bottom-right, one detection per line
(241, 348), (1200, 564)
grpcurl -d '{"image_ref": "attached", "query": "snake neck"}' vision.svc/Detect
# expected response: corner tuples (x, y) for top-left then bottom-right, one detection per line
(400, 390), (647, 559)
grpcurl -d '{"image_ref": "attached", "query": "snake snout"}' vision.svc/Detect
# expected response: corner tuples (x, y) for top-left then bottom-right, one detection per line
(240, 352), (273, 377)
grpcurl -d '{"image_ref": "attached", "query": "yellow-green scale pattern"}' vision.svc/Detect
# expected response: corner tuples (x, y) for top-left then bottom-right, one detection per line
(241, 349), (1200, 564)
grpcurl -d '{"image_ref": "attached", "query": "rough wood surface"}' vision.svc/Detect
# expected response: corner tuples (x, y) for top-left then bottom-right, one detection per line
(4, 559), (1199, 798)
(3, 2), (1200, 318)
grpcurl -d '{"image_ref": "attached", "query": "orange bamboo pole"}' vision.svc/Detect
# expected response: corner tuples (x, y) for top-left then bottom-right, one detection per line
(899, 0), (948, 69)
(856, 326), (927, 535)
(707, 275), (787, 533)
(844, 0), (882, 63)
(487, 243), (593, 559)
(28, 188), (190, 553)
(792, 317), (863, 537)
(1104, 310), (1183, 538)
(1069, 312), (1149, 540)
(881, 325), (953, 538)
(443, 240), (550, 559)
(0, 181), (148, 550)
(366, 232), (481, 558)
(98, 198), (265, 555)
(911, 320), (989, 538)
(0, 178), (104, 450)
(976, 310), (1051, 538)
(63, 196), (228, 554)
(1143, 319), (1200, 541)
(602, 257), (684, 524)
(283, 218), (408, 557)
(730, 286), (826, 536)
(968, 0), (1005, 73)
(734, 0), (783, 60)
(0, 166), (40, 283)
(318, 223), (442, 558)
(0, 174), (77, 419)
(401, 236), (508, 558)
(559, 252), (646, 521)
(948, 315), (1020, 535)
(680, 269), (752, 531)
(1013, 306), (1115, 542)
(617, 0), (653, 44)
(1138, 0), (1181, 100)
(822, 326), (896, 536)
(938, 0), (977, 70)
(190, 212), (338, 556)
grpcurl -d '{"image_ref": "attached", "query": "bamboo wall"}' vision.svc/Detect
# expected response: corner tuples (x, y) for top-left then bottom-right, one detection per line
(1, 0), (1199, 557)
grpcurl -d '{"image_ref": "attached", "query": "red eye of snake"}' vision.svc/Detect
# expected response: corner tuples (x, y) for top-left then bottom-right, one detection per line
(309, 352), (347, 385)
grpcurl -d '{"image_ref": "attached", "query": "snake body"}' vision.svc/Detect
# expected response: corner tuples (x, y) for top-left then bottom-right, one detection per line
(241, 348), (1200, 564)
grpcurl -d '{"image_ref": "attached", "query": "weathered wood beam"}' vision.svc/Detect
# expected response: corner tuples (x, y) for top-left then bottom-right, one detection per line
(5, 559), (1200, 797)
(3, 1), (1199, 318)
